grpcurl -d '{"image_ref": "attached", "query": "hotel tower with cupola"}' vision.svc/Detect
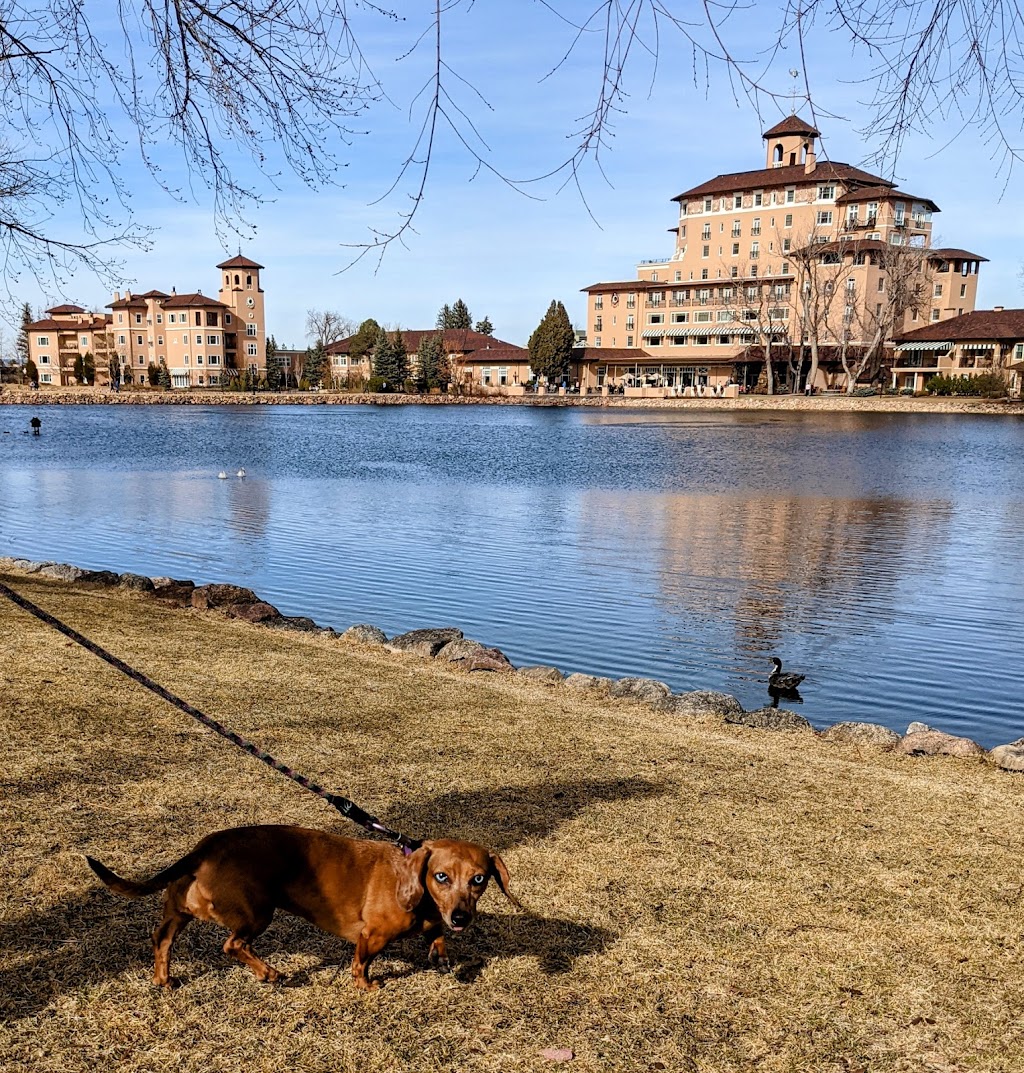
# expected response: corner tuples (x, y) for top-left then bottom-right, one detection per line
(26, 254), (267, 388)
(580, 116), (986, 391)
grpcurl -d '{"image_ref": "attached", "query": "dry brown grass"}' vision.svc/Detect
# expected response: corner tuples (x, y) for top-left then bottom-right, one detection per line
(1, 571), (1021, 1072)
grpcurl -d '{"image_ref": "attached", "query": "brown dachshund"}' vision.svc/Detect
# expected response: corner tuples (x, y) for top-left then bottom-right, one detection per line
(86, 825), (521, 990)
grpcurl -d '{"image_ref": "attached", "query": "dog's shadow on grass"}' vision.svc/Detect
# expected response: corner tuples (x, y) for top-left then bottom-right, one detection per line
(1, 775), (663, 1018)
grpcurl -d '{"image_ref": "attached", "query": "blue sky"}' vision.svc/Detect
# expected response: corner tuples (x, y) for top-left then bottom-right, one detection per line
(10, 1), (1024, 349)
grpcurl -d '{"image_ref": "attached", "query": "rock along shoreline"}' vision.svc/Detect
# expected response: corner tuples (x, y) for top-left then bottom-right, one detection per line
(2, 384), (1023, 415)
(3, 556), (1022, 773)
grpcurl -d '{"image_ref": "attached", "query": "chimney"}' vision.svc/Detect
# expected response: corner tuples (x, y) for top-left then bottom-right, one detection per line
(803, 141), (817, 174)
(113, 290), (120, 302)
(993, 305), (1004, 312)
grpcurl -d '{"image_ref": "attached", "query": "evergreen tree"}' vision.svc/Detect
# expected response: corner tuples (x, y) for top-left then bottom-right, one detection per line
(147, 361), (160, 386)
(73, 353), (85, 383)
(474, 316), (494, 336)
(17, 303), (32, 368)
(436, 303), (453, 330)
(416, 333), (448, 391)
(25, 358), (38, 385)
(450, 299), (472, 330)
(303, 340), (327, 387)
(83, 351), (95, 384)
(528, 300), (575, 384)
(265, 335), (284, 390)
(349, 318), (381, 382)
(372, 330), (408, 389)
(108, 356), (121, 388)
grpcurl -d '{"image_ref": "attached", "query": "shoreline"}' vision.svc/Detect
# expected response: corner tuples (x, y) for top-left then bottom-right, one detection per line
(3, 556), (1021, 770)
(2, 384), (1023, 415)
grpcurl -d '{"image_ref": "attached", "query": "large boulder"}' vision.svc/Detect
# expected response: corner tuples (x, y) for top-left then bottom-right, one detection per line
(897, 730), (985, 759)
(341, 624), (388, 645)
(79, 569), (120, 585)
(38, 563), (88, 582)
(191, 583), (261, 610)
(609, 677), (672, 708)
(726, 706), (812, 731)
(387, 627), (463, 658)
(822, 721), (901, 749)
(465, 647), (514, 672)
(668, 690), (743, 718)
(222, 600), (281, 624)
(151, 577), (196, 606)
(118, 572), (156, 593)
(989, 738), (1024, 772)
(517, 665), (564, 685)
(564, 673), (613, 695)
(436, 638), (489, 662)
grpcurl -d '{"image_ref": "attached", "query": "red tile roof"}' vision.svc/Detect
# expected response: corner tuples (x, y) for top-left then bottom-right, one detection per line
(895, 309), (1024, 343)
(927, 247), (988, 263)
(216, 255), (264, 270)
(327, 328), (524, 356)
(834, 186), (938, 211)
(571, 347), (651, 362)
(44, 304), (86, 315)
(160, 292), (229, 309)
(761, 114), (821, 139)
(107, 295), (148, 309)
(673, 160), (892, 202)
(581, 280), (659, 293)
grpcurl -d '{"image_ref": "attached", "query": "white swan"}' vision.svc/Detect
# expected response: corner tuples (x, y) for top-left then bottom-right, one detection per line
(236, 468), (246, 478)
(217, 471), (227, 479)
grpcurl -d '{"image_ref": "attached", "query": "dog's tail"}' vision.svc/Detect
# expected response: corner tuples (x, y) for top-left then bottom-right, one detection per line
(85, 852), (201, 899)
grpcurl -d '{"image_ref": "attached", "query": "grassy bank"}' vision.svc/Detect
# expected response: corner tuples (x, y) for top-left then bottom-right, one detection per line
(2, 383), (1024, 415)
(1, 571), (1021, 1072)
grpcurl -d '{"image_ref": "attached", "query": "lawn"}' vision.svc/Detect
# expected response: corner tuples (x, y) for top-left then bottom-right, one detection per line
(1, 570), (1020, 1072)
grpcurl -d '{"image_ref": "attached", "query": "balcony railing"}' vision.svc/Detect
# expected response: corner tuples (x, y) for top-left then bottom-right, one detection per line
(638, 256), (671, 265)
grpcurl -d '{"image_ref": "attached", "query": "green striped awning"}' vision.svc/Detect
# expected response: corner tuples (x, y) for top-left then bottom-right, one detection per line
(894, 340), (951, 351)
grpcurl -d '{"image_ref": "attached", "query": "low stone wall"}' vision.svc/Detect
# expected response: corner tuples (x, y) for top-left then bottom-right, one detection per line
(2, 385), (1023, 415)
(3, 556), (1021, 772)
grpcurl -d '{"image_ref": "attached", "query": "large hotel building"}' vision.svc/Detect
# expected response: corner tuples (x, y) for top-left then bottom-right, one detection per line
(581, 115), (986, 393)
(27, 255), (266, 388)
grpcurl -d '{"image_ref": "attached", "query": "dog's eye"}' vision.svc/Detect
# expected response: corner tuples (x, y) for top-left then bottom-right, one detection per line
(471, 874), (486, 886)
(433, 872), (449, 884)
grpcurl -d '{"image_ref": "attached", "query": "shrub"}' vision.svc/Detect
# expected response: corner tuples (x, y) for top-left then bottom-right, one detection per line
(926, 373), (1007, 397)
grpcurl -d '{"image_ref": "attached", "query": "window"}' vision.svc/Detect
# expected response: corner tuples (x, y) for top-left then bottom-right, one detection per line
(960, 284), (967, 297)
(731, 266), (739, 278)
(195, 312), (202, 326)
(593, 337), (601, 347)
(750, 241), (759, 259)
(40, 372), (52, 382)
(135, 313), (142, 324)
(890, 232), (903, 245)
(626, 335), (634, 347)
(117, 313), (124, 323)
(207, 334), (218, 346)
(717, 310), (733, 322)
(702, 245), (710, 258)
(209, 355), (220, 365)
(878, 278), (886, 292)
(156, 314), (163, 324)
(196, 355), (204, 365)
(701, 268), (709, 280)
(80, 335), (88, 346)
(35, 335), (50, 346)
(647, 314), (663, 325)
(846, 278), (856, 292)
(648, 335), (663, 346)
(846, 205), (859, 225)
(674, 270), (681, 282)
(782, 238), (791, 251)
(731, 220), (741, 237)
(594, 317), (603, 331)
(785, 187), (795, 203)
(226, 314), (232, 324)
(247, 342), (258, 356)
(157, 336), (163, 345)
(626, 315), (635, 329)
(136, 335), (144, 345)
(751, 218), (761, 236)
(754, 191), (763, 206)
(701, 223), (711, 240)
(671, 312), (688, 324)
(734, 194), (742, 208)
(782, 262), (790, 275)
(703, 196), (712, 212)
(933, 284), (943, 297)
(39, 354), (50, 364)
(818, 185), (835, 200)
(816, 210), (833, 225)
(931, 310), (941, 322)
(784, 213), (793, 229)
(594, 295), (603, 309)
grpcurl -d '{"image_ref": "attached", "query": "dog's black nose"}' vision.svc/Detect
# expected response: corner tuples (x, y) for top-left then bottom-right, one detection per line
(450, 909), (471, 928)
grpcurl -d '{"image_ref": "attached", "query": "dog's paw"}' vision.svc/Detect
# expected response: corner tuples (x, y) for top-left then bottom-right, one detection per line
(429, 952), (452, 974)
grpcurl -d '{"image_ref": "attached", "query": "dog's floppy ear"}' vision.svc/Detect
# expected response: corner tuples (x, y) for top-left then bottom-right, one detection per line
(396, 844), (431, 912)
(488, 852), (523, 910)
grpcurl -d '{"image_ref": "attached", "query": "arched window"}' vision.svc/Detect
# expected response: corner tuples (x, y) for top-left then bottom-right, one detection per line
(224, 274), (229, 285)
(246, 274), (252, 287)
(773, 143), (783, 163)
(234, 274), (240, 285)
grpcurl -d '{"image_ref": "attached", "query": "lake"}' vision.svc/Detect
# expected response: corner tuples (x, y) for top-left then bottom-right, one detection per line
(1, 403), (1021, 747)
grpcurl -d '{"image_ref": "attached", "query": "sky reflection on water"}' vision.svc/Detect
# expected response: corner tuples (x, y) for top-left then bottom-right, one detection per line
(1, 404), (1021, 747)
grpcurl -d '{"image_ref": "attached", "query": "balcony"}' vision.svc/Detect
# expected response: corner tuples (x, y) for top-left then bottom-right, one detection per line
(638, 256), (671, 265)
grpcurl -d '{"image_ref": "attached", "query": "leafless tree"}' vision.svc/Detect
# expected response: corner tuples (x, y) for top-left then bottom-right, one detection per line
(305, 309), (356, 348)
(4, 0), (1021, 290)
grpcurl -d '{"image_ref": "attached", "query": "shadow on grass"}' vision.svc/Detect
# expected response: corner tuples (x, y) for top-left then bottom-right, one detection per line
(0, 775), (661, 1018)
(377, 774), (669, 853)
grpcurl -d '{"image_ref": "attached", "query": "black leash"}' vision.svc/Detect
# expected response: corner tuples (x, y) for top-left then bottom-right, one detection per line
(0, 580), (421, 853)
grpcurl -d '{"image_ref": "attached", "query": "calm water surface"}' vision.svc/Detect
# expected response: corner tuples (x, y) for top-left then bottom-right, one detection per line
(1, 404), (1021, 747)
